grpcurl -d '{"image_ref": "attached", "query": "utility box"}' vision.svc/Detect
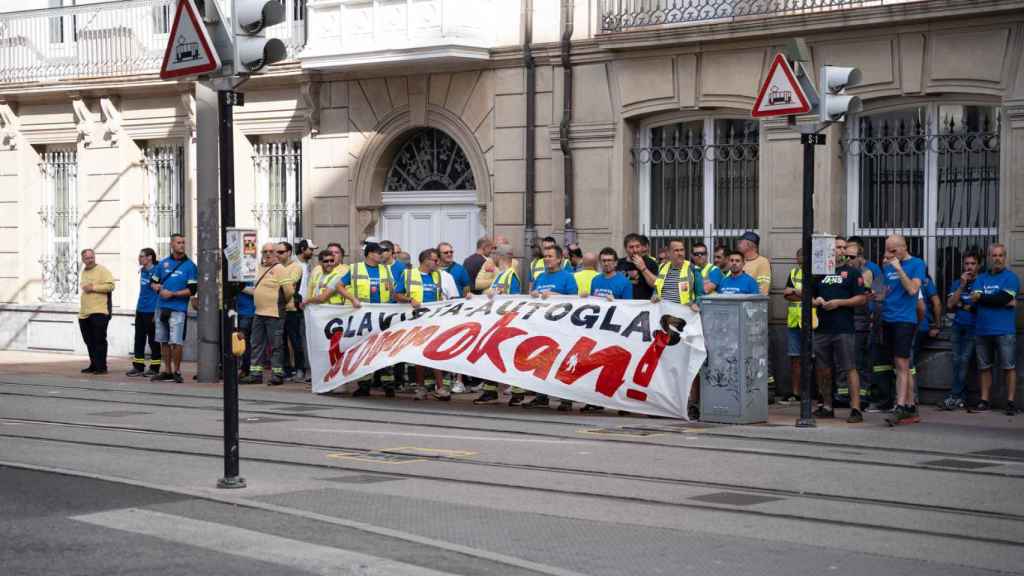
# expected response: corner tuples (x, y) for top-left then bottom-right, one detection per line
(699, 294), (770, 424)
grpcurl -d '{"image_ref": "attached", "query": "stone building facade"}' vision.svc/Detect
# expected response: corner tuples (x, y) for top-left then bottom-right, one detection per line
(1, 0), (1022, 401)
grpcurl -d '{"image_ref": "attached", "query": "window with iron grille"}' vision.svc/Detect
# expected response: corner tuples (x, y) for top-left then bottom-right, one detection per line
(844, 104), (1001, 298)
(253, 140), (303, 244)
(637, 117), (759, 251)
(143, 143), (185, 258)
(39, 147), (79, 303)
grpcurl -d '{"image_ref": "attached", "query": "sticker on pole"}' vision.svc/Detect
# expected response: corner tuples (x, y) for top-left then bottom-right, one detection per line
(159, 0), (221, 80)
(752, 54), (811, 118)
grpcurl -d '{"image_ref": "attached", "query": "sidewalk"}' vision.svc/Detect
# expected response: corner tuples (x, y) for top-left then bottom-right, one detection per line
(1, 350), (1019, 431)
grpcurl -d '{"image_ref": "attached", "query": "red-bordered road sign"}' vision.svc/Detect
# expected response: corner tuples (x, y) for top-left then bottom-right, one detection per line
(160, 0), (221, 80)
(752, 53), (811, 118)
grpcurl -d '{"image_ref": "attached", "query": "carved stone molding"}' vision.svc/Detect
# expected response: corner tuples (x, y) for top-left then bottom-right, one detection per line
(99, 97), (121, 147)
(179, 91), (196, 142)
(300, 80), (322, 138)
(356, 207), (379, 236)
(0, 100), (18, 151)
(70, 94), (94, 146)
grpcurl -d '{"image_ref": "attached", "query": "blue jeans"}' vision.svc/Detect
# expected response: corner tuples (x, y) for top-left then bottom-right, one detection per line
(950, 324), (975, 401)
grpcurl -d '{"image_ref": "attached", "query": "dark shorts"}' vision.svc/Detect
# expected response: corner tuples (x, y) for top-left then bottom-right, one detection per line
(814, 332), (856, 373)
(882, 321), (916, 360)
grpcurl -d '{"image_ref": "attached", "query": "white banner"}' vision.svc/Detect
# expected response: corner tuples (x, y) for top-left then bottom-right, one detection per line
(304, 296), (706, 419)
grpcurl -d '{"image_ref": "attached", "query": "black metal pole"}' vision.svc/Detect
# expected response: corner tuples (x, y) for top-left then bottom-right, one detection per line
(217, 89), (244, 488)
(797, 139), (816, 428)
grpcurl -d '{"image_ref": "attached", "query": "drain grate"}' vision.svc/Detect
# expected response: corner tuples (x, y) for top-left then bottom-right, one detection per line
(689, 492), (783, 506)
(87, 411), (152, 417)
(321, 474), (404, 484)
(970, 449), (1024, 461)
(920, 458), (999, 470)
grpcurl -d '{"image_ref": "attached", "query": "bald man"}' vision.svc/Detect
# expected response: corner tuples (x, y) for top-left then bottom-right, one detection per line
(880, 235), (926, 425)
(574, 252), (599, 296)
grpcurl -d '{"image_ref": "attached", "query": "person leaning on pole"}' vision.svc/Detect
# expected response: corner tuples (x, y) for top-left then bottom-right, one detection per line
(472, 244), (523, 406)
(78, 249), (115, 375)
(240, 243), (294, 386)
(126, 247), (160, 377)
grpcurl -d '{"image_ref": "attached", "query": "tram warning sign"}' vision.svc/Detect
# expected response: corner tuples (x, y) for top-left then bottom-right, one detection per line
(752, 53), (811, 118)
(160, 0), (220, 80)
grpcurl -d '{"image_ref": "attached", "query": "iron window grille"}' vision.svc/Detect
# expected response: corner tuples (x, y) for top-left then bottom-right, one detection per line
(385, 128), (476, 192)
(38, 148), (79, 303)
(252, 140), (303, 245)
(843, 104), (1001, 299)
(598, 0), (925, 33)
(636, 117), (759, 251)
(143, 144), (185, 258)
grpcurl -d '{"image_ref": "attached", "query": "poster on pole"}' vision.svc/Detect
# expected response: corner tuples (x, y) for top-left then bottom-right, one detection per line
(305, 296), (707, 419)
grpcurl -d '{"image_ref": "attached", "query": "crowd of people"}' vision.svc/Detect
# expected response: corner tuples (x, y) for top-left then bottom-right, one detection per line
(76, 228), (1019, 422)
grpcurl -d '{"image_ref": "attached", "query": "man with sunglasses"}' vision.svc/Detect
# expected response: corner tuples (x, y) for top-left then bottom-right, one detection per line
(240, 243), (295, 385)
(437, 242), (470, 298)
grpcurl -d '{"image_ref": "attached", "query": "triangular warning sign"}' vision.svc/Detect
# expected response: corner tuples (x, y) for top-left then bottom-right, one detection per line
(751, 54), (811, 118)
(160, 0), (220, 80)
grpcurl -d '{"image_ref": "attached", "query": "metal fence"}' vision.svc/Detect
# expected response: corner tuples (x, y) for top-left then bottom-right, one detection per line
(598, 0), (927, 32)
(38, 149), (78, 304)
(0, 0), (306, 85)
(843, 105), (1001, 299)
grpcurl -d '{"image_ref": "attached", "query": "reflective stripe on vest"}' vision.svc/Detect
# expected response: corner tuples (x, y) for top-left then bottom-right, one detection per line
(654, 261), (695, 304)
(405, 268), (441, 303)
(323, 266), (348, 304)
(350, 262), (392, 302)
(494, 268), (519, 293)
(307, 266), (323, 300)
(574, 269), (598, 294)
(700, 263), (714, 279)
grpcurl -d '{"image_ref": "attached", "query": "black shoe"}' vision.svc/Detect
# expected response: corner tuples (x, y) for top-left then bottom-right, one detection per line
(126, 368), (146, 377)
(846, 409), (864, 423)
(172, 372), (183, 384)
(580, 404), (605, 413)
(473, 390), (499, 405)
(92, 369), (108, 375)
(239, 373), (263, 385)
(352, 387), (371, 397)
(813, 406), (835, 418)
(973, 400), (991, 413)
(508, 393), (525, 407)
(557, 401), (572, 412)
(384, 387), (396, 398)
(269, 374), (284, 386)
(150, 372), (172, 382)
(81, 367), (96, 374)
(146, 367), (161, 376)
(1006, 401), (1017, 416)
(687, 404), (700, 420)
(523, 396), (549, 408)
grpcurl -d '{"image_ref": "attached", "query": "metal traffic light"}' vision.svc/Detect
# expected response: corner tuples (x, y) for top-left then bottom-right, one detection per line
(819, 66), (862, 122)
(232, 0), (287, 74)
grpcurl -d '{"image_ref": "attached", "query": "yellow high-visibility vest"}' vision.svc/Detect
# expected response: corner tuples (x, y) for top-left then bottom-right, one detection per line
(492, 268), (519, 293)
(787, 267), (818, 328)
(404, 268), (441, 303)
(574, 269), (598, 295)
(654, 261), (696, 304)
(349, 262), (393, 303)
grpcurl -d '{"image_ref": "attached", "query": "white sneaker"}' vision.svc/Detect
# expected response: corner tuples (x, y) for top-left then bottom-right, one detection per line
(293, 369), (305, 382)
(451, 381), (466, 394)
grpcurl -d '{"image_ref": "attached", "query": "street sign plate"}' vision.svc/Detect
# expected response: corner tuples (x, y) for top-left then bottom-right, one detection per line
(752, 53), (812, 118)
(159, 0), (221, 80)
(800, 133), (827, 145)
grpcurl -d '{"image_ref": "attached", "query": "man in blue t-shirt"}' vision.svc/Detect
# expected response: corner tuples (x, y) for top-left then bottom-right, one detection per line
(127, 247), (161, 377)
(717, 251), (760, 295)
(438, 242), (471, 298)
(943, 252), (980, 410)
(150, 233), (199, 384)
(524, 244), (578, 411)
(970, 244), (1019, 415)
(590, 247), (632, 301)
(880, 235), (926, 425)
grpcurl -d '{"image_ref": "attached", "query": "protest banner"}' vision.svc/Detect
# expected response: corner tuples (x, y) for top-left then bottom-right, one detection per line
(305, 295), (706, 418)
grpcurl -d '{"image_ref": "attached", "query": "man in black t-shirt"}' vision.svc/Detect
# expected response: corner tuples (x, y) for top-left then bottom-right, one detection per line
(812, 265), (868, 423)
(617, 233), (658, 300)
(463, 236), (494, 295)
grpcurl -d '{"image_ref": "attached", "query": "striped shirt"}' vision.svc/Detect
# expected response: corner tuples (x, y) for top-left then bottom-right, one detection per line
(662, 266), (682, 304)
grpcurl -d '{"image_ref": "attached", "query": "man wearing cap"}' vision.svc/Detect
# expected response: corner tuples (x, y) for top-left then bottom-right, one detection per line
(296, 239), (318, 303)
(339, 240), (406, 397)
(738, 231), (771, 296)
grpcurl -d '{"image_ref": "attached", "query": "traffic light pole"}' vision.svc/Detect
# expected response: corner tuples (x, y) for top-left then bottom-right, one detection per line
(217, 88), (244, 489)
(797, 135), (816, 428)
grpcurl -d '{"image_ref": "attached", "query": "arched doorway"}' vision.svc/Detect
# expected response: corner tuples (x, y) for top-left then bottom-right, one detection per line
(377, 128), (481, 259)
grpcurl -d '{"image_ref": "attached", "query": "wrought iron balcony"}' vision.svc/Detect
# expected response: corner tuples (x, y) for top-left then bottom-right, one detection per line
(0, 0), (306, 86)
(598, 0), (928, 33)
(301, 0), (496, 70)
